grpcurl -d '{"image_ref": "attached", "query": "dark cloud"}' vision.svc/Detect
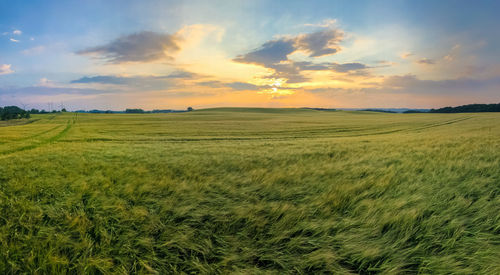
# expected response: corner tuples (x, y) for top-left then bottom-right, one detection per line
(290, 61), (368, 72)
(197, 80), (224, 88)
(296, 29), (343, 57)
(76, 31), (180, 63)
(71, 75), (131, 85)
(333, 63), (368, 72)
(233, 39), (296, 65)
(71, 71), (198, 86)
(70, 71), (199, 92)
(233, 28), (368, 84)
(234, 28), (343, 67)
(226, 82), (261, 91)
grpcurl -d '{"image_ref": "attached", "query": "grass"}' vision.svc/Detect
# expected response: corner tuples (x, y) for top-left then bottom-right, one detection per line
(0, 108), (499, 273)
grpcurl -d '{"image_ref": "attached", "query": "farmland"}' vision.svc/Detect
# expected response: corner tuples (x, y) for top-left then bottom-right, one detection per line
(0, 108), (499, 273)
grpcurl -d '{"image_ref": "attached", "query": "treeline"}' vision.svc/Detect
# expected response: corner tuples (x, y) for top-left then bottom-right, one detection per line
(74, 107), (194, 114)
(0, 106), (68, 121)
(29, 108), (66, 114)
(430, 103), (500, 113)
(126, 107), (194, 113)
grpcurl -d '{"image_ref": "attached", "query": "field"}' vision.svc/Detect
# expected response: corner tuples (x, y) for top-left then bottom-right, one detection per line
(0, 108), (499, 274)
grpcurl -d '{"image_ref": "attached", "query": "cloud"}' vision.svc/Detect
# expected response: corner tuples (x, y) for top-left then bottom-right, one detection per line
(158, 70), (198, 79)
(296, 29), (343, 57)
(71, 75), (171, 91)
(234, 28), (343, 66)
(400, 52), (414, 59)
(0, 64), (14, 75)
(416, 58), (435, 65)
(70, 71), (200, 92)
(76, 31), (180, 63)
(226, 82), (261, 91)
(10, 38), (20, 43)
(197, 80), (224, 88)
(71, 71), (198, 85)
(234, 39), (296, 65)
(233, 28), (350, 83)
(37, 78), (55, 87)
(71, 75), (132, 85)
(333, 62), (368, 72)
(273, 61), (369, 82)
(13, 29), (22, 35)
(266, 62), (311, 83)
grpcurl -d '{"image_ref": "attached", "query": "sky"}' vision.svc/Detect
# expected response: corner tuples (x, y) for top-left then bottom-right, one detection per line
(1, 0), (500, 110)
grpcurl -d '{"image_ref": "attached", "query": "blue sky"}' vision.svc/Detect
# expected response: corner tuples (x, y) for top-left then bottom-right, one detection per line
(1, 0), (499, 110)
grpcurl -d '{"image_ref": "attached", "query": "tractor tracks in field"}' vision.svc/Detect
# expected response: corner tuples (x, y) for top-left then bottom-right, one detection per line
(0, 118), (40, 128)
(335, 116), (473, 138)
(17, 125), (64, 141)
(410, 116), (472, 131)
(57, 115), (474, 144)
(0, 114), (77, 156)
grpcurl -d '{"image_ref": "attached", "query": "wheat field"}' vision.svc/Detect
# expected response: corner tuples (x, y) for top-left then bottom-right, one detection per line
(0, 108), (499, 273)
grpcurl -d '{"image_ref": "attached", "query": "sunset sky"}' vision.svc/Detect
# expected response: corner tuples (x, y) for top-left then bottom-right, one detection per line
(1, 0), (500, 110)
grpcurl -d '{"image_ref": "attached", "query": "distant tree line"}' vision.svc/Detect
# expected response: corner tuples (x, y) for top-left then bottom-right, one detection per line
(73, 107), (194, 114)
(429, 103), (500, 113)
(125, 107), (194, 113)
(0, 105), (68, 121)
(29, 108), (66, 114)
(0, 106), (30, 120)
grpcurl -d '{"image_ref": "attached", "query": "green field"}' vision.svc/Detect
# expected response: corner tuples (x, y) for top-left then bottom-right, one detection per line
(0, 108), (499, 273)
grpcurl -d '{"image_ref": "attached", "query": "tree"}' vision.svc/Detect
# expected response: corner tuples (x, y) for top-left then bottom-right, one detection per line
(125, 108), (145, 113)
(187, 107), (194, 111)
(61, 108), (67, 112)
(0, 106), (25, 120)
